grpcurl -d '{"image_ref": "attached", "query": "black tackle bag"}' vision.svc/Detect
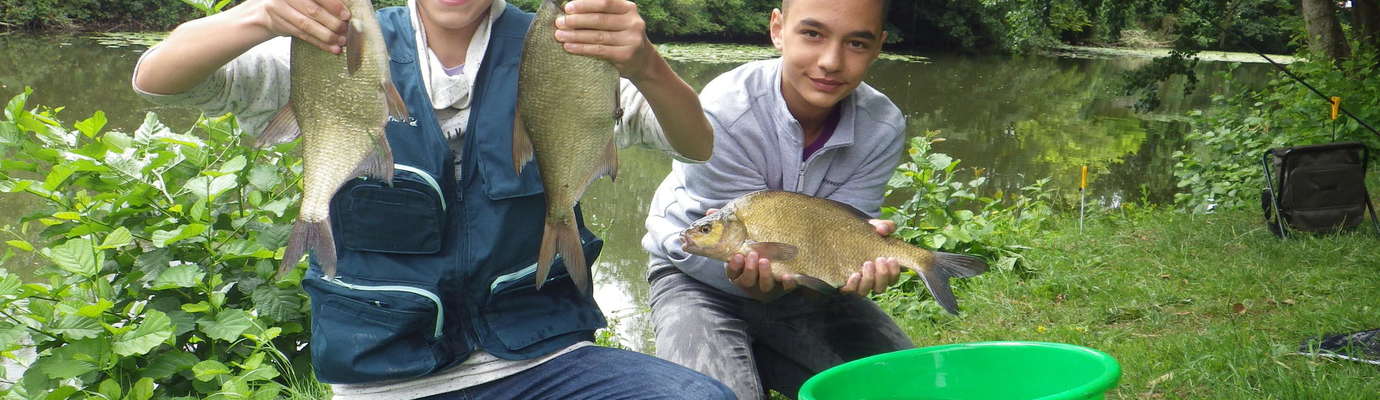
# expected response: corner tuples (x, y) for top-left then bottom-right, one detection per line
(1260, 141), (1380, 238)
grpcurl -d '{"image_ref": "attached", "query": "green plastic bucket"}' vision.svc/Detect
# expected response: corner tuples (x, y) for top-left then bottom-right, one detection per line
(799, 341), (1121, 400)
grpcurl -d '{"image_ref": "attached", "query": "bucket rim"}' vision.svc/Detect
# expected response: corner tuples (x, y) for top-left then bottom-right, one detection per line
(799, 340), (1122, 400)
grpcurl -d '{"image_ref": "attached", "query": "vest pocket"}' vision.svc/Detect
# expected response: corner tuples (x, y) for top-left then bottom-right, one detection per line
(482, 251), (606, 351)
(335, 164), (446, 254)
(302, 275), (449, 383)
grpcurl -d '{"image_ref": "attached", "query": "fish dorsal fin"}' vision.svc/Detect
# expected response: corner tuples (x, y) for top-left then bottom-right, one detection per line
(384, 80), (410, 122)
(512, 110), (534, 174)
(256, 103), (300, 147)
(346, 19), (364, 75)
(742, 241), (798, 261)
(815, 195), (873, 220)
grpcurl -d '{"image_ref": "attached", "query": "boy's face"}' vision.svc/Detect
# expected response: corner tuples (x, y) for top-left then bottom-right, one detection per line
(770, 0), (885, 115)
(417, 0), (493, 32)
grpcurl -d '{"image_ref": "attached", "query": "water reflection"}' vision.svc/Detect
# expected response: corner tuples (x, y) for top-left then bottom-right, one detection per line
(0, 35), (1273, 349)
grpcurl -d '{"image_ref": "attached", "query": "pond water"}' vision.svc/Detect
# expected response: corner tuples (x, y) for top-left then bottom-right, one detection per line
(0, 34), (1276, 350)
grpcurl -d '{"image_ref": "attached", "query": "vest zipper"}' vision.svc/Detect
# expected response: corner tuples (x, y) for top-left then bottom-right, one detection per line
(394, 164), (447, 211)
(323, 276), (445, 338)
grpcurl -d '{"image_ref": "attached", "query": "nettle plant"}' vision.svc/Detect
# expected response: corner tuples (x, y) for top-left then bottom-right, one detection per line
(878, 131), (1054, 318)
(0, 89), (320, 399)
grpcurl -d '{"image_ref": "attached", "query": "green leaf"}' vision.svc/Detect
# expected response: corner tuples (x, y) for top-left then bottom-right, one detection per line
(152, 264), (205, 290)
(77, 299), (114, 318)
(98, 227), (133, 249)
(99, 378), (122, 400)
(50, 314), (102, 339)
(219, 155), (248, 174)
(186, 174), (238, 199)
(927, 153), (953, 171)
(198, 309), (253, 342)
(152, 223), (208, 247)
(252, 285), (303, 322)
(181, 302), (212, 313)
(43, 164), (76, 191)
(42, 238), (99, 277)
(136, 249), (173, 281)
(0, 273), (21, 296)
(134, 112), (173, 144)
(113, 309), (174, 357)
(5, 240), (33, 252)
(955, 210), (975, 221)
(52, 211), (80, 220)
(75, 111), (107, 138)
(248, 164), (283, 189)
(193, 359), (232, 382)
(126, 377), (155, 400)
(140, 350), (198, 380)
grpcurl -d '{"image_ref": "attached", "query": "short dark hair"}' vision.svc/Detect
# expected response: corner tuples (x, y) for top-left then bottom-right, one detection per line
(782, 0), (890, 15)
(781, 0), (890, 22)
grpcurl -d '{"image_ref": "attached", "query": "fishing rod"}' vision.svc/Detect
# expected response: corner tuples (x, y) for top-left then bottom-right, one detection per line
(1182, 3), (1380, 141)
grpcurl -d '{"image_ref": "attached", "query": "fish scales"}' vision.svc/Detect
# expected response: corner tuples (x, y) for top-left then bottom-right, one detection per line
(682, 190), (989, 314)
(514, 0), (620, 294)
(729, 191), (931, 285)
(268, 0), (404, 280)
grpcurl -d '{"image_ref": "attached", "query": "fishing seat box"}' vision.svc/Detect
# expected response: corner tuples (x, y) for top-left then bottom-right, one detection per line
(1260, 141), (1380, 237)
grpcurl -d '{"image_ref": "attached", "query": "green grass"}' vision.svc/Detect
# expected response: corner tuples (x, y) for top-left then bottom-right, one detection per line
(892, 205), (1380, 399)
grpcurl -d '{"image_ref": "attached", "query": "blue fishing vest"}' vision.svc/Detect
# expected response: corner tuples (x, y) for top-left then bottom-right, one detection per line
(299, 4), (606, 384)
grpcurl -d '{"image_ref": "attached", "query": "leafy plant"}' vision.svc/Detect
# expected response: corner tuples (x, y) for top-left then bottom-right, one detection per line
(177, 0), (234, 17)
(878, 130), (1054, 318)
(0, 89), (323, 399)
(1174, 43), (1380, 212)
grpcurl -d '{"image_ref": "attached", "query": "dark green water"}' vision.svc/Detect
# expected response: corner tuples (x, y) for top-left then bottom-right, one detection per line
(0, 34), (1273, 350)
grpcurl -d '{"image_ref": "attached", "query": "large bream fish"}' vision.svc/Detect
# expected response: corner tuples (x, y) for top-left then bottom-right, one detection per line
(259, 0), (409, 279)
(512, 0), (621, 294)
(680, 190), (989, 315)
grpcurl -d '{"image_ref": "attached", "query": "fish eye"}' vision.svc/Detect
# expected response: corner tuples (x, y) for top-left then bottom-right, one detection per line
(699, 225), (711, 234)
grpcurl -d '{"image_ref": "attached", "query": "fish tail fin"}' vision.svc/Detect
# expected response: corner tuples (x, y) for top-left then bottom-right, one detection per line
(277, 219), (337, 280)
(900, 251), (987, 315)
(536, 215), (590, 295)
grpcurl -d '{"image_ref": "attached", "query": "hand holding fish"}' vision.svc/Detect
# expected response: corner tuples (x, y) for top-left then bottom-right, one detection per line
(252, 0), (352, 54)
(712, 207), (904, 300)
(839, 257), (902, 296)
(553, 0), (658, 81)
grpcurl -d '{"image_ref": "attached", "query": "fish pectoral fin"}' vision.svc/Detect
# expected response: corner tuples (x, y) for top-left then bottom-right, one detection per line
(742, 241), (798, 261)
(351, 133), (395, 184)
(794, 275), (838, 295)
(256, 103), (301, 147)
(346, 19), (364, 75)
(601, 137), (619, 183)
(612, 80), (624, 121)
(512, 111), (534, 174)
(384, 81), (410, 122)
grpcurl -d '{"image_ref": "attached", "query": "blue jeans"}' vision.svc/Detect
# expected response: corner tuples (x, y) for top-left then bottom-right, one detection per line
(420, 346), (736, 400)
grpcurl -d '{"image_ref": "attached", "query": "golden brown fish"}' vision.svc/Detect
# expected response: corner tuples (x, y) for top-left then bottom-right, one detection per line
(681, 190), (988, 314)
(259, 0), (409, 279)
(512, 0), (621, 294)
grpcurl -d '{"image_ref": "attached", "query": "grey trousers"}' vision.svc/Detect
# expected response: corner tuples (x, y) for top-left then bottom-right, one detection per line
(648, 267), (913, 400)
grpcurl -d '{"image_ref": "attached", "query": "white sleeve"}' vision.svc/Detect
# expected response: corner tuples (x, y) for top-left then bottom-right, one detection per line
(130, 37), (293, 136)
(613, 78), (703, 163)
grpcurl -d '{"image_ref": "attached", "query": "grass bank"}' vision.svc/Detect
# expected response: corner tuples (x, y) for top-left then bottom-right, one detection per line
(893, 205), (1379, 399)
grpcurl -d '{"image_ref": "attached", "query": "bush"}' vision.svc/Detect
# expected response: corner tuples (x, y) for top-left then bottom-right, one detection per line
(0, 89), (323, 399)
(877, 131), (1054, 319)
(1174, 44), (1380, 213)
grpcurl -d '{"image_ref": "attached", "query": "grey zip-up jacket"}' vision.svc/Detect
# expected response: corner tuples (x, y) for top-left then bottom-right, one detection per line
(642, 58), (906, 298)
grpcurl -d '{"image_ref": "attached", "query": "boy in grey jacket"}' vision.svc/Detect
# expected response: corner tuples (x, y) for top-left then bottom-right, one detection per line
(640, 0), (908, 398)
